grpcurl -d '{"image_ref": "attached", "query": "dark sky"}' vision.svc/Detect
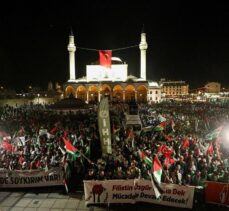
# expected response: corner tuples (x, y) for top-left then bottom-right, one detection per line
(1, 1), (229, 92)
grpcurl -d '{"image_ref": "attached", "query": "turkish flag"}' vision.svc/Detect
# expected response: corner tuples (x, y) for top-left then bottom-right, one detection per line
(181, 138), (190, 149)
(158, 144), (173, 158)
(2, 141), (13, 152)
(99, 50), (112, 67)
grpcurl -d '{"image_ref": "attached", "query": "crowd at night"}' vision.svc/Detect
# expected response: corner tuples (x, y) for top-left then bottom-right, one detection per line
(0, 101), (229, 190)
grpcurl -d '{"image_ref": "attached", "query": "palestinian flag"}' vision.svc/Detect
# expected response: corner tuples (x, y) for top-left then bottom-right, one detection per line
(138, 150), (152, 168)
(152, 155), (163, 184)
(63, 138), (80, 160)
(153, 122), (166, 132)
(151, 155), (164, 198)
(205, 126), (223, 141)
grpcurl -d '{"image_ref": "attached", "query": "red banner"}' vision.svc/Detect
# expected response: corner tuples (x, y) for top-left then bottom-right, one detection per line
(205, 181), (229, 206)
(99, 50), (112, 67)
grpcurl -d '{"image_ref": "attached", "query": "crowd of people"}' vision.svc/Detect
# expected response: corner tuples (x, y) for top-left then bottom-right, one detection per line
(0, 101), (229, 189)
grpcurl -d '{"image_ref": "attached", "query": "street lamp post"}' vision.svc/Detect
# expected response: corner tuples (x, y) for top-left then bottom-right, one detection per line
(37, 93), (40, 104)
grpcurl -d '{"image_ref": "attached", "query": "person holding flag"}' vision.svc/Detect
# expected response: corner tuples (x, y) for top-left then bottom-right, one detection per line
(138, 149), (164, 198)
(62, 137), (95, 193)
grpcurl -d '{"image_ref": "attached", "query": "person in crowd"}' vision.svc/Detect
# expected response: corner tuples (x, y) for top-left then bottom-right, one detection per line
(162, 166), (173, 183)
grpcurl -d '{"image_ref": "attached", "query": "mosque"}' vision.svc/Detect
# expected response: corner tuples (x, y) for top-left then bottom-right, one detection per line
(63, 30), (161, 103)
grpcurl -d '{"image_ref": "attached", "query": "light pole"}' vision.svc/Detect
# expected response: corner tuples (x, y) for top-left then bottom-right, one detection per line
(91, 93), (94, 103)
(37, 93), (40, 104)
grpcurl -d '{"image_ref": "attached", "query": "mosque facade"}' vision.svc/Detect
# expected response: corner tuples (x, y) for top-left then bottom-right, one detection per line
(63, 30), (159, 103)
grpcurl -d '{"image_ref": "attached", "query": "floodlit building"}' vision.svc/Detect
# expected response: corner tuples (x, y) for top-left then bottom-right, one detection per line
(159, 79), (189, 98)
(63, 29), (161, 103)
(147, 82), (161, 103)
(204, 82), (221, 93)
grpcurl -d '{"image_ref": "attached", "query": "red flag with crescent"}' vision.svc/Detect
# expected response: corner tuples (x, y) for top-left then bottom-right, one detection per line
(99, 50), (112, 67)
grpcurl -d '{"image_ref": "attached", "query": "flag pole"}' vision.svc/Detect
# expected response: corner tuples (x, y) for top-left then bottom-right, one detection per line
(148, 172), (161, 199)
(63, 137), (97, 166)
(77, 149), (97, 166)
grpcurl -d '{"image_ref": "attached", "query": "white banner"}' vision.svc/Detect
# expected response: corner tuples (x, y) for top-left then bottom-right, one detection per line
(98, 97), (112, 155)
(0, 167), (63, 188)
(84, 179), (195, 209)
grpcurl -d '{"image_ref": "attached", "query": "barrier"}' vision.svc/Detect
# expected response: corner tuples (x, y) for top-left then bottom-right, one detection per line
(84, 179), (195, 209)
(0, 167), (64, 188)
(205, 181), (229, 207)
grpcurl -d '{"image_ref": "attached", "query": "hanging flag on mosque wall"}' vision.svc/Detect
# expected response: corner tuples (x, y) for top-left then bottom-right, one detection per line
(99, 50), (112, 67)
(98, 97), (112, 155)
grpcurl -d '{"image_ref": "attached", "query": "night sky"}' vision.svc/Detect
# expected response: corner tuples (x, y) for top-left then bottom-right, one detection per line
(1, 1), (229, 92)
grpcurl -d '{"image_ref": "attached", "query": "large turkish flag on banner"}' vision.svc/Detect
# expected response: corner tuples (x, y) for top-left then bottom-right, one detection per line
(99, 50), (112, 67)
(205, 181), (229, 206)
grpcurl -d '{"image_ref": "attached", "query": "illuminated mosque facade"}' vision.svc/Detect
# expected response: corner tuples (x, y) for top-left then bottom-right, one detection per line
(63, 30), (161, 103)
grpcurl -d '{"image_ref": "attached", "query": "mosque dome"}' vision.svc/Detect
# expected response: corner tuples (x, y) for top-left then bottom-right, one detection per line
(126, 74), (137, 82)
(111, 57), (123, 64)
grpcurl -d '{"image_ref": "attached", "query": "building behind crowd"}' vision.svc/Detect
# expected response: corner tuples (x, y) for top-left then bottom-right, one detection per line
(147, 81), (161, 103)
(159, 78), (189, 99)
(204, 82), (221, 93)
(63, 29), (162, 103)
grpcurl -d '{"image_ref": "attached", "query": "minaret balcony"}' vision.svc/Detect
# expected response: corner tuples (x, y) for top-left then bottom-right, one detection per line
(139, 42), (148, 50)
(68, 45), (76, 52)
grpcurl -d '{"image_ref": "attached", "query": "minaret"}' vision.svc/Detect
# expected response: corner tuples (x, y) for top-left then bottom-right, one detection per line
(139, 26), (148, 80)
(68, 29), (76, 81)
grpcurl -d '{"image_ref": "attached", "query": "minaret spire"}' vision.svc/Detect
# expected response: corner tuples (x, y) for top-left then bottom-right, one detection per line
(68, 28), (76, 81)
(70, 27), (74, 36)
(139, 26), (148, 81)
(141, 24), (145, 33)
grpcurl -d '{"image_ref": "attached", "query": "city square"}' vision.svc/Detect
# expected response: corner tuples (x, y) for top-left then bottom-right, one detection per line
(1, 1), (229, 211)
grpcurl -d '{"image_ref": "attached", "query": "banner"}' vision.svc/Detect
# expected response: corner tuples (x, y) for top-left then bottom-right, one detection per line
(205, 181), (229, 206)
(98, 97), (112, 155)
(84, 179), (195, 209)
(0, 167), (63, 188)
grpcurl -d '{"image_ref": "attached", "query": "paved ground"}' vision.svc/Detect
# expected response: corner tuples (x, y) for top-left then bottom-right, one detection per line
(0, 188), (228, 211)
(0, 190), (93, 211)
